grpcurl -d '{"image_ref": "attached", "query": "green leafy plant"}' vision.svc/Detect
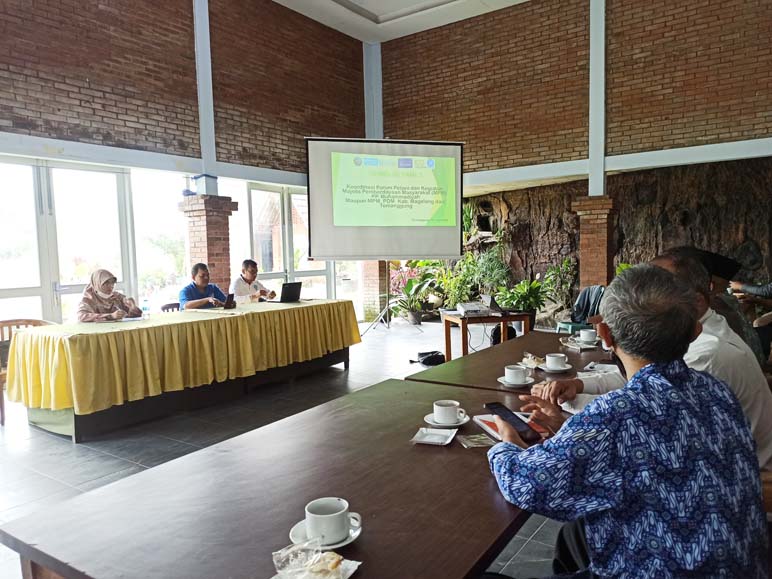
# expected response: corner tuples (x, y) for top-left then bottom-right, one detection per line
(544, 257), (576, 311)
(391, 278), (427, 317)
(462, 200), (477, 242)
(474, 245), (511, 294)
(496, 279), (548, 312)
(615, 263), (633, 276)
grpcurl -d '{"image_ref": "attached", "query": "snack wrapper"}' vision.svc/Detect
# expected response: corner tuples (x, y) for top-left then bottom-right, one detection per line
(271, 539), (361, 579)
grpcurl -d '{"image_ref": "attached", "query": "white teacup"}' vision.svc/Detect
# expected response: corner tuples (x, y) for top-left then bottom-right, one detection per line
(545, 353), (568, 370)
(504, 365), (529, 384)
(579, 329), (597, 343)
(305, 497), (361, 545)
(433, 400), (466, 424)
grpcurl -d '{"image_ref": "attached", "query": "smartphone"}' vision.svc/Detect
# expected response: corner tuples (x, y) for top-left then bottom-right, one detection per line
(484, 402), (542, 444)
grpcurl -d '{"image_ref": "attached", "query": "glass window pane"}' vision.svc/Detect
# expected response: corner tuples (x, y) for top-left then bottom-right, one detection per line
(291, 193), (325, 272)
(60, 293), (82, 323)
(251, 190), (284, 274)
(0, 163), (40, 289)
(0, 296), (43, 320)
(295, 276), (328, 299)
(52, 168), (122, 285)
(335, 261), (364, 320)
(220, 178), (251, 279)
(131, 169), (190, 311)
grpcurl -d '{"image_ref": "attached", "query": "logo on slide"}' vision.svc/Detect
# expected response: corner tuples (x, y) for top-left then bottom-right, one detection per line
(398, 158), (413, 168)
(427, 159), (435, 169)
(353, 157), (362, 166)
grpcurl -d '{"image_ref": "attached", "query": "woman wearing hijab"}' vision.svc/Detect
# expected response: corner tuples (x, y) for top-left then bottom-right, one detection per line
(77, 269), (143, 322)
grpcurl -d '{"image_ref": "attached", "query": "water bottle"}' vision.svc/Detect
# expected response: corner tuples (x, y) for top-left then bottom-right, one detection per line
(141, 299), (150, 320)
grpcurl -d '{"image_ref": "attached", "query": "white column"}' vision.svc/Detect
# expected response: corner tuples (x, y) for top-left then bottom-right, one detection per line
(193, 0), (218, 194)
(363, 42), (384, 139)
(588, 0), (606, 196)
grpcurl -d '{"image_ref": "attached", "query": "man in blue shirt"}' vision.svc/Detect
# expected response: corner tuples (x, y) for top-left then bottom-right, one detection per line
(179, 263), (227, 309)
(488, 265), (768, 578)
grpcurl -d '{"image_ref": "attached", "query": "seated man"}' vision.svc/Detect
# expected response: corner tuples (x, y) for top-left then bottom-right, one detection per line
(179, 263), (226, 309)
(229, 259), (276, 303)
(534, 251), (772, 470)
(489, 264), (768, 577)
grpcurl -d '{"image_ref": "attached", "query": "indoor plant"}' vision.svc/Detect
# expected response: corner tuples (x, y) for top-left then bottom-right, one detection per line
(495, 278), (548, 330)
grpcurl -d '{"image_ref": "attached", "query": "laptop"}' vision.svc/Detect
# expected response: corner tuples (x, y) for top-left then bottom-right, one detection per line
(269, 282), (302, 303)
(480, 294), (508, 314)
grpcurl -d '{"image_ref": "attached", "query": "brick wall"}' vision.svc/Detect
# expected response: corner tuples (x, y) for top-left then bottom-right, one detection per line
(209, 0), (365, 172)
(571, 196), (615, 287)
(606, 0), (772, 155)
(0, 0), (200, 156)
(382, 0), (589, 172)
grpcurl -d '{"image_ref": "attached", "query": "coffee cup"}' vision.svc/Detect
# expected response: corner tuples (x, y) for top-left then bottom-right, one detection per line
(504, 365), (528, 384)
(545, 353), (568, 370)
(579, 329), (597, 343)
(305, 497), (361, 545)
(433, 400), (466, 424)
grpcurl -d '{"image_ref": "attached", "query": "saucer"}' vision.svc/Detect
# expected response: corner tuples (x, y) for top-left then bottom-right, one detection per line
(537, 363), (573, 373)
(289, 519), (362, 549)
(424, 413), (470, 428)
(497, 376), (535, 388)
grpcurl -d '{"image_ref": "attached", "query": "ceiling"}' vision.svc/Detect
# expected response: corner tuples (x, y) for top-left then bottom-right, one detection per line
(273, 0), (528, 43)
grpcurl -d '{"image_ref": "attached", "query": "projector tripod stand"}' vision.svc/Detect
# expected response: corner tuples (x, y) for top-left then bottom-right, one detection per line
(362, 289), (424, 336)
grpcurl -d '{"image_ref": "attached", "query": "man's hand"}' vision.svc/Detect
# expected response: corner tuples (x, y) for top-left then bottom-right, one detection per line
(519, 395), (567, 435)
(493, 416), (527, 449)
(259, 289), (268, 297)
(208, 297), (224, 307)
(111, 310), (126, 320)
(729, 281), (743, 291)
(531, 379), (583, 404)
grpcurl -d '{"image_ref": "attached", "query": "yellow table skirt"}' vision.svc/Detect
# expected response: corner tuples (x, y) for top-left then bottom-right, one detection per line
(7, 300), (361, 415)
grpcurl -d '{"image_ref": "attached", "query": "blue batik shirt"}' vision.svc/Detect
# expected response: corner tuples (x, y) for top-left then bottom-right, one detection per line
(179, 282), (226, 309)
(488, 359), (768, 578)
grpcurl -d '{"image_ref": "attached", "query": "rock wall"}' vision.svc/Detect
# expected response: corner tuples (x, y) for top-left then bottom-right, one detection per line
(474, 156), (772, 288)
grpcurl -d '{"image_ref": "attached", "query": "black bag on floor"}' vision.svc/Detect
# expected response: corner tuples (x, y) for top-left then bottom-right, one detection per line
(410, 351), (445, 366)
(490, 324), (517, 346)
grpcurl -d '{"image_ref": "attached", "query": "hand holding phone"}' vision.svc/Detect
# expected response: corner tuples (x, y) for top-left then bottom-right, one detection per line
(484, 402), (542, 444)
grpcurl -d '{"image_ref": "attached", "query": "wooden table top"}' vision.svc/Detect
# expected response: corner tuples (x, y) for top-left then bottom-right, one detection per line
(0, 380), (531, 579)
(407, 331), (615, 392)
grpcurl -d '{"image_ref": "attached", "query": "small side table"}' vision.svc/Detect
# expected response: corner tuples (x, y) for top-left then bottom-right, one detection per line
(443, 312), (531, 362)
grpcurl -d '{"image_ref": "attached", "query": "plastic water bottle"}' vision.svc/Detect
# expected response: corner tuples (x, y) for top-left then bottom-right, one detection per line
(141, 299), (150, 320)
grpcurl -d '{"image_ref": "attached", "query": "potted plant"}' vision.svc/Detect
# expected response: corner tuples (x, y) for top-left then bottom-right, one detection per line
(495, 278), (548, 331)
(395, 278), (427, 325)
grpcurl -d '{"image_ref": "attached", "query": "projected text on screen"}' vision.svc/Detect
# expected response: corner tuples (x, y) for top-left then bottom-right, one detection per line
(330, 152), (456, 227)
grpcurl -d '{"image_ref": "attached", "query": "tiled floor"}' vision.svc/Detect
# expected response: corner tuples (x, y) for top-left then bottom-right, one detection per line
(0, 319), (559, 578)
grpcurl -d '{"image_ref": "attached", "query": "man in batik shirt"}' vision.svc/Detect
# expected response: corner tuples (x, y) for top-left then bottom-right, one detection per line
(488, 264), (767, 578)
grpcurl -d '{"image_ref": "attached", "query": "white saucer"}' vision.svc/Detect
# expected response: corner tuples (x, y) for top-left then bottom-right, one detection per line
(424, 413), (470, 428)
(537, 363), (573, 373)
(289, 519), (362, 549)
(497, 376), (535, 388)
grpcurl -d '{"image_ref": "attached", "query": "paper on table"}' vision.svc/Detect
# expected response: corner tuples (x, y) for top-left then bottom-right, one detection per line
(270, 558), (362, 579)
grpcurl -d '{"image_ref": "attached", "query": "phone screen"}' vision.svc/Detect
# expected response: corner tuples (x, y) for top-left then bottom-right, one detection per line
(484, 402), (542, 444)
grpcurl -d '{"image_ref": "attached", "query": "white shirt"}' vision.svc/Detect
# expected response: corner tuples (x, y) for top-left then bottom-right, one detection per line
(229, 275), (270, 304)
(580, 309), (772, 470)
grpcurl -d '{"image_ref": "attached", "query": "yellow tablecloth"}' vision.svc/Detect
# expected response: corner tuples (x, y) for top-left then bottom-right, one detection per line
(7, 300), (361, 415)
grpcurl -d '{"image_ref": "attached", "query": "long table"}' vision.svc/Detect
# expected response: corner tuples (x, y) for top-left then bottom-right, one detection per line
(407, 331), (614, 392)
(6, 300), (360, 440)
(0, 379), (531, 579)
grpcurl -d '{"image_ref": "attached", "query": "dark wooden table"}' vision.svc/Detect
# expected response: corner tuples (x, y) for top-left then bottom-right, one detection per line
(443, 312), (531, 361)
(408, 331), (614, 393)
(0, 380), (533, 579)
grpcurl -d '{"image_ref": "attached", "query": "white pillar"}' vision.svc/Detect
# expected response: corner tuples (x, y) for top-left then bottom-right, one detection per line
(363, 42), (384, 139)
(588, 0), (606, 196)
(193, 0), (218, 195)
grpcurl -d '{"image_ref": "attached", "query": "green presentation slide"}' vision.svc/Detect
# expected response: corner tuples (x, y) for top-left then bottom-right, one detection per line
(330, 152), (457, 227)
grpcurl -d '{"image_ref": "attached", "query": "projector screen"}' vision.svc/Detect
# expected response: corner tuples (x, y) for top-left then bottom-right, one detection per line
(307, 138), (463, 260)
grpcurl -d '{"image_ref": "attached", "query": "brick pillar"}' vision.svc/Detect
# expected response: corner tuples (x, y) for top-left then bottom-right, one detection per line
(362, 261), (389, 322)
(179, 194), (238, 290)
(571, 196), (615, 288)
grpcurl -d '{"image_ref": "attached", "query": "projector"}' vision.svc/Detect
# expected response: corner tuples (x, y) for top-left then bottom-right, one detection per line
(457, 302), (490, 317)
